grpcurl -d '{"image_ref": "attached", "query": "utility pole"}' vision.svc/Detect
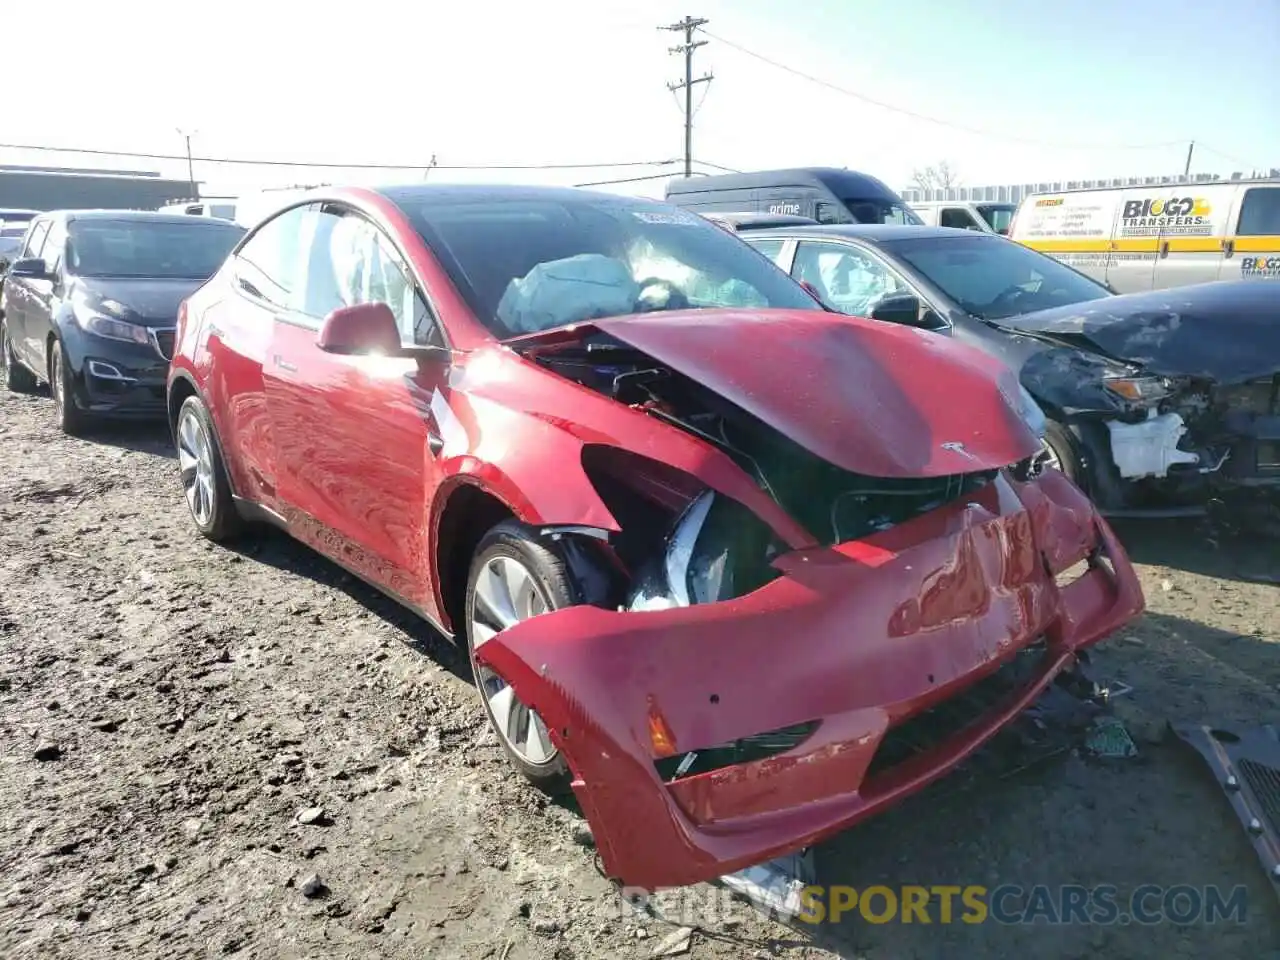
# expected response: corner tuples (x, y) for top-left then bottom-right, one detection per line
(1183, 140), (1195, 177)
(662, 16), (712, 177)
(177, 128), (197, 198)
(423, 154), (438, 181)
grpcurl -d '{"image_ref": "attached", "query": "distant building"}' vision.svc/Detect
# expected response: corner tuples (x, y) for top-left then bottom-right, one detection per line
(901, 168), (1280, 204)
(0, 164), (195, 212)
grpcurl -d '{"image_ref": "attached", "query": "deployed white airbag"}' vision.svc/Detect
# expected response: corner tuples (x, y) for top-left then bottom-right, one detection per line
(1105, 411), (1200, 479)
(496, 254), (639, 334)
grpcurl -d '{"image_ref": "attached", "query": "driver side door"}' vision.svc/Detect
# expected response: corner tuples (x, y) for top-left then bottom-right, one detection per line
(266, 203), (448, 611)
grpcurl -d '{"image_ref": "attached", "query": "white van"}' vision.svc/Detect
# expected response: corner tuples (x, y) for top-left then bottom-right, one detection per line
(1009, 180), (1280, 294)
(909, 200), (1017, 235)
(159, 200), (238, 221)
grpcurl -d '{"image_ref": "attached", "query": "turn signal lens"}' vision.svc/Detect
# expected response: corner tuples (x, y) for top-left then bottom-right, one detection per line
(1103, 376), (1170, 403)
(647, 700), (678, 759)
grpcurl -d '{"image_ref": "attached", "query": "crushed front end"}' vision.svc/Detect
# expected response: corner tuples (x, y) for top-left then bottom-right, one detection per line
(476, 467), (1144, 890)
(1065, 371), (1280, 512)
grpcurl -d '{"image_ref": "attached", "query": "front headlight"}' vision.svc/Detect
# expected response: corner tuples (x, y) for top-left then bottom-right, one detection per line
(1103, 376), (1170, 403)
(71, 301), (150, 345)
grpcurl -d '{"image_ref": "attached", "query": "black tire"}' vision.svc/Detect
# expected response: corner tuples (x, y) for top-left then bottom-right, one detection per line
(2, 318), (38, 394)
(49, 340), (89, 436)
(176, 394), (243, 542)
(1040, 419), (1085, 487)
(464, 520), (584, 792)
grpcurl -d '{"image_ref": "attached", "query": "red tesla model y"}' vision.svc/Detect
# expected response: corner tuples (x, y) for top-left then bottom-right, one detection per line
(167, 184), (1144, 890)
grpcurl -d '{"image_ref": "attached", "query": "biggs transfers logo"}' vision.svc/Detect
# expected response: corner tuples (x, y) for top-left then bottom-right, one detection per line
(1120, 197), (1214, 237)
(1243, 256), (1280, 277)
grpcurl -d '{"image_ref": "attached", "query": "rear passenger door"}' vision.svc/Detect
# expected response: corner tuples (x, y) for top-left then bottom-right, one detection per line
(206, 204), (311, 507)
(6, 218), (50, 369)
(1225, 185), (1280, 283)
(26, 219), (67, 375)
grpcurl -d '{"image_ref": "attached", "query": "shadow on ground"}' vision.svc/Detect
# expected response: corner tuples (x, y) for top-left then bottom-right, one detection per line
(226, 525), (473, 685)
(83, 420), (177, 459)
(1111, 507), (1280, 585)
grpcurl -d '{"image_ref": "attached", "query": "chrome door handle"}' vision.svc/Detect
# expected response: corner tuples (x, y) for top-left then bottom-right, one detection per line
(273, 354), (298, 373)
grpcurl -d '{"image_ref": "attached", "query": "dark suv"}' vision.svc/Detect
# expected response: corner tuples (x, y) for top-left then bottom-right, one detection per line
(0, 210), (244, 433)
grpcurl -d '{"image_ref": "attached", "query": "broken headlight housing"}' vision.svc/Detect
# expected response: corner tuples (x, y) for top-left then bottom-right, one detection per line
(1103, 375), (1171, 404)
(627, 491), (782, 610)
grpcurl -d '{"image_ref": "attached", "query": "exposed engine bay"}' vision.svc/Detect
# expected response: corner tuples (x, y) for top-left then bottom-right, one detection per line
(526, 330), (1003, 618)
(537, 332), (997, 536)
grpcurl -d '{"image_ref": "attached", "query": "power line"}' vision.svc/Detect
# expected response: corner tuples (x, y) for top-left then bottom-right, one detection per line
(576, 158), (738, 186)
(0, 140), (679, 172)
(702, 29), (1187, 152)
(574, 171), (705, 187)
(694, 159), (741, 173)
(1193, 142), (1269, 173)
(662, 17), (714, 178)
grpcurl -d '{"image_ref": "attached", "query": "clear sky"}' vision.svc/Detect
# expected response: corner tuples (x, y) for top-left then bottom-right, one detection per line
(2, 0), (1276, 200)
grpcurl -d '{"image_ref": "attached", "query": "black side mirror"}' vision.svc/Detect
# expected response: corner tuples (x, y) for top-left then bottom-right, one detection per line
(7, 257), (49, 279)
(870, 292), (930, 327)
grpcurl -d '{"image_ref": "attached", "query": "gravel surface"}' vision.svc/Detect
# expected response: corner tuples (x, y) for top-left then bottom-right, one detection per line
(2, 384), (1279, 959)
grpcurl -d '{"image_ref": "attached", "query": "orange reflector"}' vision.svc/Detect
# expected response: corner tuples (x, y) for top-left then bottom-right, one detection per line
(647, 702), (678, 758)
(1104, 379), (1143, 401)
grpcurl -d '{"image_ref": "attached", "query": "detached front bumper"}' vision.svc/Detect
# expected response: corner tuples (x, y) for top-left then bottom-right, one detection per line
(477, 469), (1144, 890)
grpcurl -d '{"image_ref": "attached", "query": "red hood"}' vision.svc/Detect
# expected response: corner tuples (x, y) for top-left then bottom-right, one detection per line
(589, 308), (1040, 478)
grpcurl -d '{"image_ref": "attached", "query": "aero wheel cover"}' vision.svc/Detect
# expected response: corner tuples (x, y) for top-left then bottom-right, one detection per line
(177, 407), (216, 527)
(470, 554), (559, 766)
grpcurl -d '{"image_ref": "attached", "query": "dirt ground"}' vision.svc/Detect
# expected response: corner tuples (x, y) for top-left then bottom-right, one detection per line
(3, 383), (1280, 960)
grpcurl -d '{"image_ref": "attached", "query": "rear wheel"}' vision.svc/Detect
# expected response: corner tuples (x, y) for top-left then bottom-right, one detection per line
(2, 319), (38, 393)
(465, 521), (578, 791)
(49, 341), (89, 436)
(176, 395), (243, 542)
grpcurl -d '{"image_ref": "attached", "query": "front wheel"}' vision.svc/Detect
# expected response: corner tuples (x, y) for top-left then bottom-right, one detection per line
(1037, 419), (1085, 487)
(49, 341), (89, 436)
(465, 521), (578, 791)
